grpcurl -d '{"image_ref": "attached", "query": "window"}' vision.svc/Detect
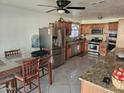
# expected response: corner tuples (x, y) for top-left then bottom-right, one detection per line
(69, 24), (79, 38)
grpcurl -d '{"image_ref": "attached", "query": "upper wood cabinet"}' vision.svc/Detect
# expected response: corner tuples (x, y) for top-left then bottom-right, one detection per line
(54, 21), (72, 35)
(65, 22), (72, 35)
(80, 24), (92, 34)
(91, 24), (104, 29)
(54, 21), (66, 31)
(109, 22), (118, 31)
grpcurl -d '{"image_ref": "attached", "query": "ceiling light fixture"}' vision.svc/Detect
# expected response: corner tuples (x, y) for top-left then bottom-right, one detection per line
(57, 9), (65, 14)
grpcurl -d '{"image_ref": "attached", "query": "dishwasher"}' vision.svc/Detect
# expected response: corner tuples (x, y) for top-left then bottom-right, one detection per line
(71, 43), (79, 56)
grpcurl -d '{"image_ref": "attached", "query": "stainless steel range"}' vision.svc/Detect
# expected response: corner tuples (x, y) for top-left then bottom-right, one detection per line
(88, 42), (100, 55)
(88, 38), (102, 55)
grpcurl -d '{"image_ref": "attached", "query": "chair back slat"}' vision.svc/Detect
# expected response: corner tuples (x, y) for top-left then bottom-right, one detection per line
(5, 49), (21, 57)
(22, 58), (39, 82)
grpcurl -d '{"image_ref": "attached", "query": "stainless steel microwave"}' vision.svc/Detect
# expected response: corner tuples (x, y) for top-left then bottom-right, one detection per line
(91, 29), (103, 35)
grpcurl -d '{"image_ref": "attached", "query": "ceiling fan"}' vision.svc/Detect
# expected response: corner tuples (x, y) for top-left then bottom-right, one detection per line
(91, 0), (105, 5)
(37, 0), (86, 14)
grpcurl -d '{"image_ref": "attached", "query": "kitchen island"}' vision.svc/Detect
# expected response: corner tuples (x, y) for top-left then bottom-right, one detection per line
(79, 55), (124, 93)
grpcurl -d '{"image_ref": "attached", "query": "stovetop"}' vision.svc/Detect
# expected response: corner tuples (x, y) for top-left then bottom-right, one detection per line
(88, 38), (102, 44)
(90, 39), (102, 42)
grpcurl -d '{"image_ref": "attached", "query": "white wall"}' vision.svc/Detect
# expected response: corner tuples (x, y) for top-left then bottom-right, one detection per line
(116, 19), (124, 48)
(0, 4), (59, 57)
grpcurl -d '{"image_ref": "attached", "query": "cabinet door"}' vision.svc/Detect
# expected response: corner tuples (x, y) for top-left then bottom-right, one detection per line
(109, 22), (118, 31)
(91, 24), (104, 29)
(83, 24), (91, 34)
(79, 42), (84, 53)
(99, 43), (107, 56)
(66, 44), (71, 60)
(80, 24), (84, 34)
(54, 21), (66, 31)
(83, 41), (88, 52)
(66, 22), (72, 35)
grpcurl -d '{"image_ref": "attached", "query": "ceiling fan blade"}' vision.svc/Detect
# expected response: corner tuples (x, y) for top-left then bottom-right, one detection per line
(37, 4), (57, 8)
(46, 9), (57, 13)
(64, 9), (70, 14)
(66, 6), (86, 10)
(91, 0), (105, 5)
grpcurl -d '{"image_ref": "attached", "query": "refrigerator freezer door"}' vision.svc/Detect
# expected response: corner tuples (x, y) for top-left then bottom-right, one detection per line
(52, 53), (65, 69)
(39, 27), (52, 49)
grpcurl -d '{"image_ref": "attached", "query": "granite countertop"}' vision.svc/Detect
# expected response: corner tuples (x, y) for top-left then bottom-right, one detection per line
(80, 55), (124, 93)
(66, 39), (85, 45)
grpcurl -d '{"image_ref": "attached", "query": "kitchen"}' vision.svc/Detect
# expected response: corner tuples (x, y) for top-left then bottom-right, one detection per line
(1, 0), (124, 93)
(65, 21), (118, 60)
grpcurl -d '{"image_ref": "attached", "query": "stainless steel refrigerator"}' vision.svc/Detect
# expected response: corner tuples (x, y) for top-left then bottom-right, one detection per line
(39, 26), (66, 69)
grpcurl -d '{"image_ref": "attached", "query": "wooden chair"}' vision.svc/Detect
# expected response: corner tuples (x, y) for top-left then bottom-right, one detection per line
(0, 49), (21, 93)
(15, 58), (41, 93)
(5, 49), (21, 58)
(39, 56), (50, 77)
(31, 48), (51, 77)
(31, 48), (52, 84)
(0, 74), (16, 93)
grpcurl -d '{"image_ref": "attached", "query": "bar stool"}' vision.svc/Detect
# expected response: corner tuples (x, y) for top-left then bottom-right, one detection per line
(15, 58), (41, 93)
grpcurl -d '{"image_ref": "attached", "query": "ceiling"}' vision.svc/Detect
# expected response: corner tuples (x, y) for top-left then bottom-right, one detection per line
(0, 0), (124, 21)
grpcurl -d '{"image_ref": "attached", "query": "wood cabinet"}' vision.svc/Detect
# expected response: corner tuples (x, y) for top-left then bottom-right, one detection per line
(54, 21), (72, 35)
(109, 22), (118, 31)
(65, 22), (72, 35)
(66, 44), (72, 60)
(91, 24), (105, 30)
(80, 24), (107, 35)
(80, 79), (114, 93)
(83, 41), (88, 52)
(79, 41), (88, 53)
(66, 41), (88, 60)
(80, 24), (92, 34)
(99, 42), (107, 56)
(79, 42), (84, 53)
(54, 21), (66, 31)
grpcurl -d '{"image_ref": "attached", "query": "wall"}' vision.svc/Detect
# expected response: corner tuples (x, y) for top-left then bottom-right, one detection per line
(116, 19), (124, 50)
(0, 4), (60, 57)
(0, 4), (81, 57)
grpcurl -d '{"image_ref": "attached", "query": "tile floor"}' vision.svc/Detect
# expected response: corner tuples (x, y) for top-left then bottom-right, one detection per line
(0, 54), (99, 93)
(40, 54), (99, 93)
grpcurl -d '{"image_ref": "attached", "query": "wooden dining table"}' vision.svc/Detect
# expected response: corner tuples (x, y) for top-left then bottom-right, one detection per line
(0, 54), (52, 88)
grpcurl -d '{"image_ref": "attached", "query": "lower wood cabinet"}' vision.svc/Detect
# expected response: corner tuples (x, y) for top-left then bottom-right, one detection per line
(66, 44), (72, 60)
(80, 79), (114, 93)
(99, 42), (107, 56)
(79, 41), (88, 53)
(66, 41), (88, 60)
(79, 42), (84, 53)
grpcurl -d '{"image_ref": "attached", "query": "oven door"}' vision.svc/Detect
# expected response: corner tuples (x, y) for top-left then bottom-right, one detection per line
(88, 43), (99, 52)
(109, 32), (117, 38)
